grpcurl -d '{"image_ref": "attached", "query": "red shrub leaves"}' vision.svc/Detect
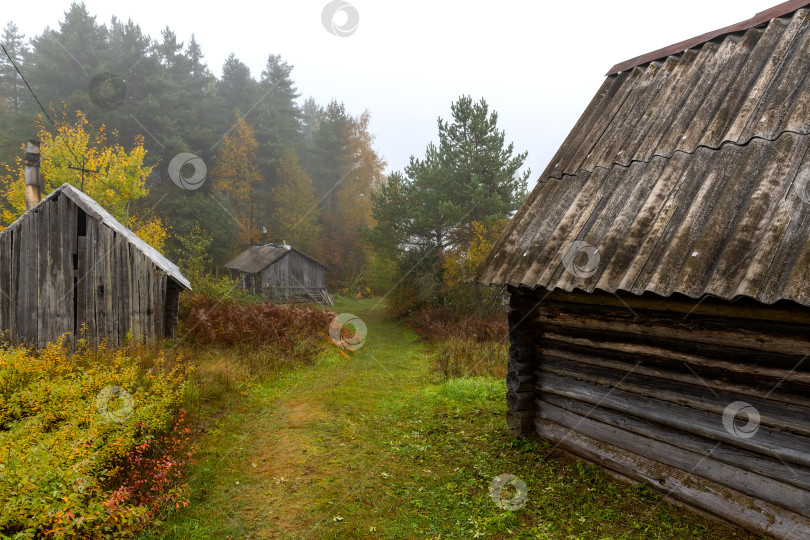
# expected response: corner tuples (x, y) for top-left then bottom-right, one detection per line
(410, 306), (507, 343)
(181, 294), (335, 349)
(104, 411), (195, 533)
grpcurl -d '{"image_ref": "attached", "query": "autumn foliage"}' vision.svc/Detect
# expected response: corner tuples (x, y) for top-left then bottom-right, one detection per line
(181, 293), (335, 349)
(410, 306), (507, 343)
(270, 149), (321, 255)
(0, 109), (166, 252)
(0, 342), (192, 538)
(104, 412), (195, 529)
(212, 113), (263, 245)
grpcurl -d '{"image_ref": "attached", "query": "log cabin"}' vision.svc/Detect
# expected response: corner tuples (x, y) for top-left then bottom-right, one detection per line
(478, 1), (810, 537)
(0, 183), (191, 349)
(224, 243), (332, 305)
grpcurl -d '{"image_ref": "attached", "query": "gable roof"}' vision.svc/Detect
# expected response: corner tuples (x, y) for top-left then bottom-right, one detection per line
(223, 243), (326, 274)
(478, 5), (810, 307)
(1, 183), (191, 290)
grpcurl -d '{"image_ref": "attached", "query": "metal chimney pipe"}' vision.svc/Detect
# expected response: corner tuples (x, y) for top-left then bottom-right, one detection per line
(262, 225), (268, 244)
(23, 140), (41, 210)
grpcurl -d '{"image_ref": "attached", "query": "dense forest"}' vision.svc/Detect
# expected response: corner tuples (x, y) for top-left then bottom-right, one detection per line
(0, 2), (529, 316)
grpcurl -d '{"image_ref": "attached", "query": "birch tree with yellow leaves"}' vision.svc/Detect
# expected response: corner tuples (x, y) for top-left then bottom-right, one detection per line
(211, 113), (263, 245)
(270, 148), (321, 255)
(0, 109), (166, 252)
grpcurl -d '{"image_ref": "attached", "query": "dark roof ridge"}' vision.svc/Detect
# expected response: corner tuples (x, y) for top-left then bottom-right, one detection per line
(606, 0), (810, 75)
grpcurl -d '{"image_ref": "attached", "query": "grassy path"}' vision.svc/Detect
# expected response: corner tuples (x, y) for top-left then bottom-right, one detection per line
(146, 298), (756, 539)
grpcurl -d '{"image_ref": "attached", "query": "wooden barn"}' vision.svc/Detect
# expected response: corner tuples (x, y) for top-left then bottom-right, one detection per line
(478, 2), (810, 538)
(0, 183), (191, 349)
(224, 243), (332, 305)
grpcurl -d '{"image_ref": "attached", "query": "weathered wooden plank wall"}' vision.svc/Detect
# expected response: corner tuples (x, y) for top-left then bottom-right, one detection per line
(229, 251), (327, 303)
(0, 192), (182, 349)
(260, 251), (326, 300)
(36, 202), (48, 348)
(164, 279), (181, 338)
(508, 287), (810, 538)
(22, 211), (37, 344)
(0, 225), (12, 336)
(61, 194), (76, 348)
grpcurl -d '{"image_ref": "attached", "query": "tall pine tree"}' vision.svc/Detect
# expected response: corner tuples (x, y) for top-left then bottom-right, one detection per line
(310, 99), (349, 213)
(371, 96), (528, 308)
(0, 22), (29, 115)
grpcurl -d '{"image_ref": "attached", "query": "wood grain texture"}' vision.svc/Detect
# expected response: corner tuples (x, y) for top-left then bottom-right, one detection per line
(537, 419), (810, 539)
(538, 400), (810, 516)
(506, 285), (810, 538)
(0, 189), (186, 349)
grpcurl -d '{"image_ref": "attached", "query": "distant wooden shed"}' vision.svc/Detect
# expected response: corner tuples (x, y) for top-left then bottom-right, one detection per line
(0, 183), (191, 348)
(479, 3), (810, 538)
(224, 243), (332, 304)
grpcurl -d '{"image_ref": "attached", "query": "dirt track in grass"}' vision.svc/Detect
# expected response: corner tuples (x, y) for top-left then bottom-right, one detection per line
(146, 298), (756, 540)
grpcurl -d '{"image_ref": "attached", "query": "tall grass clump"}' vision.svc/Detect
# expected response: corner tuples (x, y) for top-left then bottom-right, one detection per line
(407, 306), (509, 379)
(432, 337), (508, 379)
(175, 290), (336, 404)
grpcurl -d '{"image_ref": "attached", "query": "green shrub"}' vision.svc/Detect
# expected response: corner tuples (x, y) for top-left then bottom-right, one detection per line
(0, 342), (192, 538)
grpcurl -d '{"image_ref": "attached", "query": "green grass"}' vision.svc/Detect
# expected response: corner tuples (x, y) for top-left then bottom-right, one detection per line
(140, 297), (758, 539)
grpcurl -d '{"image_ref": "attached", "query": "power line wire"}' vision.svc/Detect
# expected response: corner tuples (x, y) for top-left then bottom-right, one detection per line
(1, 43), (55, 129)
(1, 43), (137, 204)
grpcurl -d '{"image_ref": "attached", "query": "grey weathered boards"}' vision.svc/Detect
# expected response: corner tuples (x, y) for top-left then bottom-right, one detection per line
(0, 183), (191, 348)
(478, 4), (810, 539)
(504, 290), (810, 539)
(224, 243), (332, 305)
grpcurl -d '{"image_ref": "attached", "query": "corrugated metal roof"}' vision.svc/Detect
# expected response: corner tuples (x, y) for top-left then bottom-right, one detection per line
(551, 9), (810, 181)
(1, 183), (191, 290)
(224, 243), (326, 273)
(479, 8), (810, 307)
(606, 0), (810, 75)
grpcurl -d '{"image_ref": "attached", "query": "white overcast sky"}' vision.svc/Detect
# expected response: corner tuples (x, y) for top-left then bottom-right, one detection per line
(3, 0), (782, 188)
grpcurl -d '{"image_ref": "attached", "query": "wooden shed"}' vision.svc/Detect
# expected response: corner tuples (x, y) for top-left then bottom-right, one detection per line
(0, 183), (191, 349)
(478, 2), (810, 538)
(224, 243), (332, 305)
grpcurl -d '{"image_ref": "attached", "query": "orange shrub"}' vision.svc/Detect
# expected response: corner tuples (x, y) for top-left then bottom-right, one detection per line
(181, 293), (335, 349)
(410, 306), (507, 343)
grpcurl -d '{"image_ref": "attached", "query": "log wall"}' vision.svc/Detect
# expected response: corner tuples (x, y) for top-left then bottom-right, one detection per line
(0, 193), (182, 348)
(507, 287), (810, 539)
